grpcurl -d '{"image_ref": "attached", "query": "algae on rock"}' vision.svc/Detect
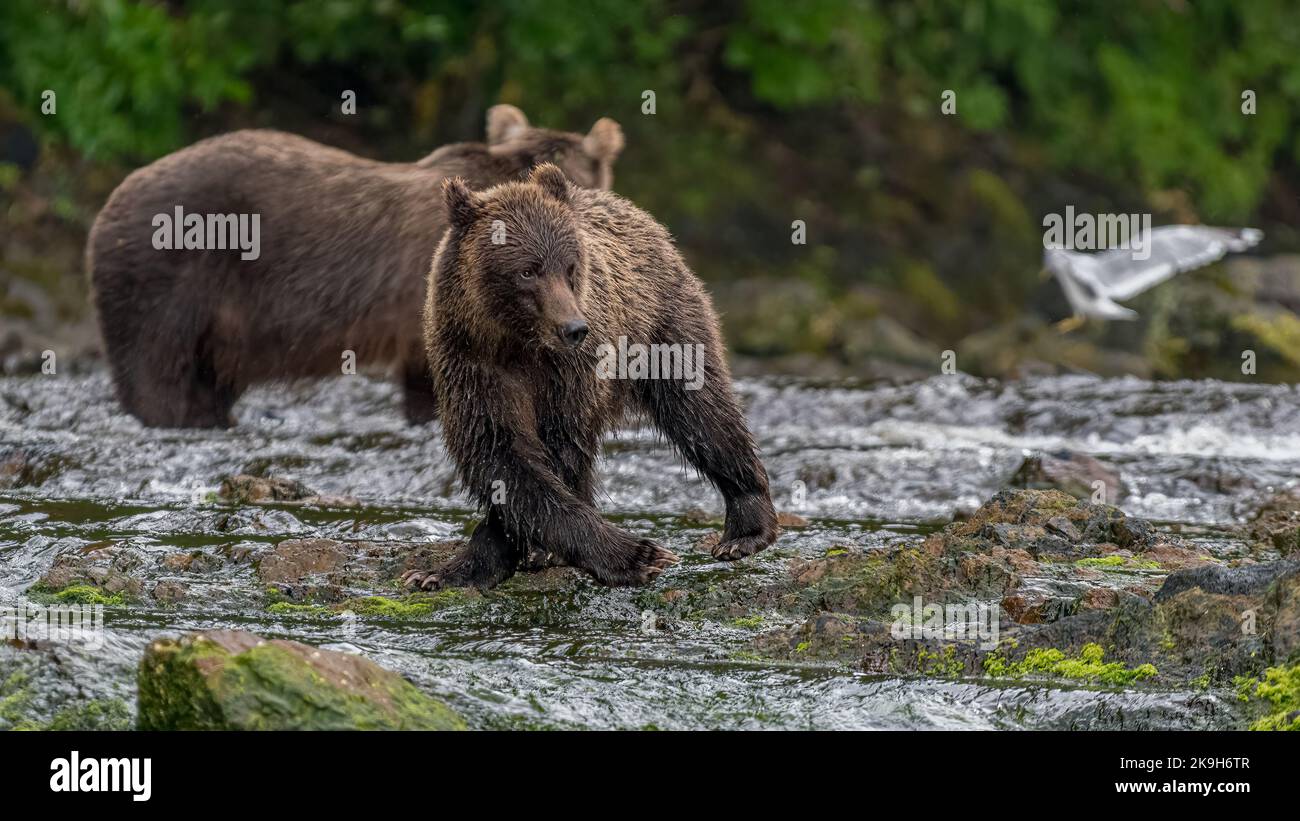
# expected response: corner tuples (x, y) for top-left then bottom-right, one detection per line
(137, 630), (466, 730)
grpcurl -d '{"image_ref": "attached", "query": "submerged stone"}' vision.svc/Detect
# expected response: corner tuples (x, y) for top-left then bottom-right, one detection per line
(137, 630), (466, 731)
(1011, 450), (1123, 503)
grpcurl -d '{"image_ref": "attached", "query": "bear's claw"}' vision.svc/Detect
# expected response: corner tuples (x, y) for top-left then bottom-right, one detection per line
(400, 568), (448, 590)
(711, 533), (772, 561)
(591, 538), (679, 586)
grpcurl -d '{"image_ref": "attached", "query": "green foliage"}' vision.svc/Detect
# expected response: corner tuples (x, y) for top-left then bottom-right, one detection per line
(4, 0), (1299, 356)
(2, 0), (1296, 220)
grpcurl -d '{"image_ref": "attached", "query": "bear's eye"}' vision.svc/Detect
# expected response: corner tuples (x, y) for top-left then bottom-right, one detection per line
(519, 269), (534, 280)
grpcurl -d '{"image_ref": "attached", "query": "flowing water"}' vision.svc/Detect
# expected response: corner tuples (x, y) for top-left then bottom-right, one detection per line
(3, 371), (1297, 729)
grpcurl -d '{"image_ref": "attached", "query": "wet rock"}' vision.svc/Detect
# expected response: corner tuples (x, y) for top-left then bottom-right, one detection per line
(1045, 515), (1081, 542)
(752, 489), (1255, 689)
(1155, 557), (1298, 600)
(0, 445), (73, 489)
(217, 474), (359, 508)
(753, 614), (891, 664)
(929, 489), (1167, 561)
(776, 511), (810, 528)
(774, 543), (1013, 618)
(995, 557), (1300, 686)
(256, 539), (347, 584)
(1002, 591), (1074, 625)
(1078, 587), (1120, 611)
(1011, 450), (1123, 504)
(34, 546), (145, 601)
(160, 550), (223, 574)
(151, 580), (187, 603)
(137, 630), (466, 730)
(681, 507), (721, 527)
(762, 490), (1178, 625)
(219, 474), (314, 503)
(1246, 491), (1300, 556)
(0, 653), (131, 731)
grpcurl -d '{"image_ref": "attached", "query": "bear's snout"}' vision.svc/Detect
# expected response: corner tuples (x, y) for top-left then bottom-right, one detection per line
(560, 319), (589, 347)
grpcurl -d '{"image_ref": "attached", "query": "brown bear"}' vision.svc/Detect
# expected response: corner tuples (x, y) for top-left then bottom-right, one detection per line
(403, 164), (780, 589)
(87, 105), (624, 428)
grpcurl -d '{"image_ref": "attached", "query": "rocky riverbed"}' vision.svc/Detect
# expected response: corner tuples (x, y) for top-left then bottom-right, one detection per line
(2, 370), (1298, 730)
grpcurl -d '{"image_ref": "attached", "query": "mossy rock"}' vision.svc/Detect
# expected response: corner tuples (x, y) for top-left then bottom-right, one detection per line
(1235, 664), (1300, 731)
(137, 630), (466, 730)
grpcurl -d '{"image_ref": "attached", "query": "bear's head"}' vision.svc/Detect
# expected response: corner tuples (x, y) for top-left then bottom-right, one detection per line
(440, 163), (592, 353)
(485, 104), (624, 190)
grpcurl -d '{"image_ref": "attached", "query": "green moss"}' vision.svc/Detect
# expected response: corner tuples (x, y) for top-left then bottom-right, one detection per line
(983, 643), (1158, 685)
(1237, 665), (1300, 731)
(43, 699), (132, 730)
(26, 581), (129, 606)
(796, 548), (942, 618)
(138, 633), (466, 730)
(267, 601), (332, 616)
(340, 590), (466, 619)
(0, 672), (33, 727)
(1, 670), (130, 730)
(1075, 556), (1161, 570)
(731, 615), (764, 629)
(50, 584), (126, 606)
(794, 641), (810, 653)
(917, 645), (965, 678)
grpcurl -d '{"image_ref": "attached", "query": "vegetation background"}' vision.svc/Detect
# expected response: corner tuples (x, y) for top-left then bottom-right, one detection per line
(3, 0), (1300, 381)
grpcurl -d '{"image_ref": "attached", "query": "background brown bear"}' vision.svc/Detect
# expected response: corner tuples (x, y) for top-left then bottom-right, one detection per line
(405, 163), (779, 589)
(87, 105), (623, 428)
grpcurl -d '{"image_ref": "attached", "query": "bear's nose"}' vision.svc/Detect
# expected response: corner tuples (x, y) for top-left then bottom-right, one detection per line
(561, 320), (589, 347)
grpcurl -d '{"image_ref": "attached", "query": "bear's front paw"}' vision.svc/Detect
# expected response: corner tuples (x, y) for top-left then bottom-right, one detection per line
(589, 536), (679, 587)
(401, 551), (511, 591)
(400, 566), (462, 591)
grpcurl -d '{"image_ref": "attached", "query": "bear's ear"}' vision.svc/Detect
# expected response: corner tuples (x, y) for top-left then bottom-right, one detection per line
(529, 163), (571, 204)
(442, 177), (481, 230)
(486, 104), (529, 145)
(583, 117), (624, 161)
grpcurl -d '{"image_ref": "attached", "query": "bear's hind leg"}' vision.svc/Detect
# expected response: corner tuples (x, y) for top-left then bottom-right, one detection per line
(118, 332), (237, 428)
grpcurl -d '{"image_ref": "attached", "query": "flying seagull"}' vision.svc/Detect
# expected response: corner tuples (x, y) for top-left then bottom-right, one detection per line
(1044, 225), (1263, 332)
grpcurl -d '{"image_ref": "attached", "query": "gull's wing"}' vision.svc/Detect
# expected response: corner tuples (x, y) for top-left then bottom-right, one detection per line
(1091, 226), (1262, 302)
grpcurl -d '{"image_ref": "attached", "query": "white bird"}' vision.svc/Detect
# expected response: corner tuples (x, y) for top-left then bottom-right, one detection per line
(1044, 225), (1263, 331)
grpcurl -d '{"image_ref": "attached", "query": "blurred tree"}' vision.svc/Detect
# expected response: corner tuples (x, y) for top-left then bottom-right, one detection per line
(2, 0), (1298, 364)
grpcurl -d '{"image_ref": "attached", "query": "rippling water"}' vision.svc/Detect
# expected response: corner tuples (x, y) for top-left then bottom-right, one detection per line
(2, 371), (1292, 729)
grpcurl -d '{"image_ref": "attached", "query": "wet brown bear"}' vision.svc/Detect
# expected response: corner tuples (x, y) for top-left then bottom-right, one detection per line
(87, 105), (623, 428)
(403, 164), (779, 589)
